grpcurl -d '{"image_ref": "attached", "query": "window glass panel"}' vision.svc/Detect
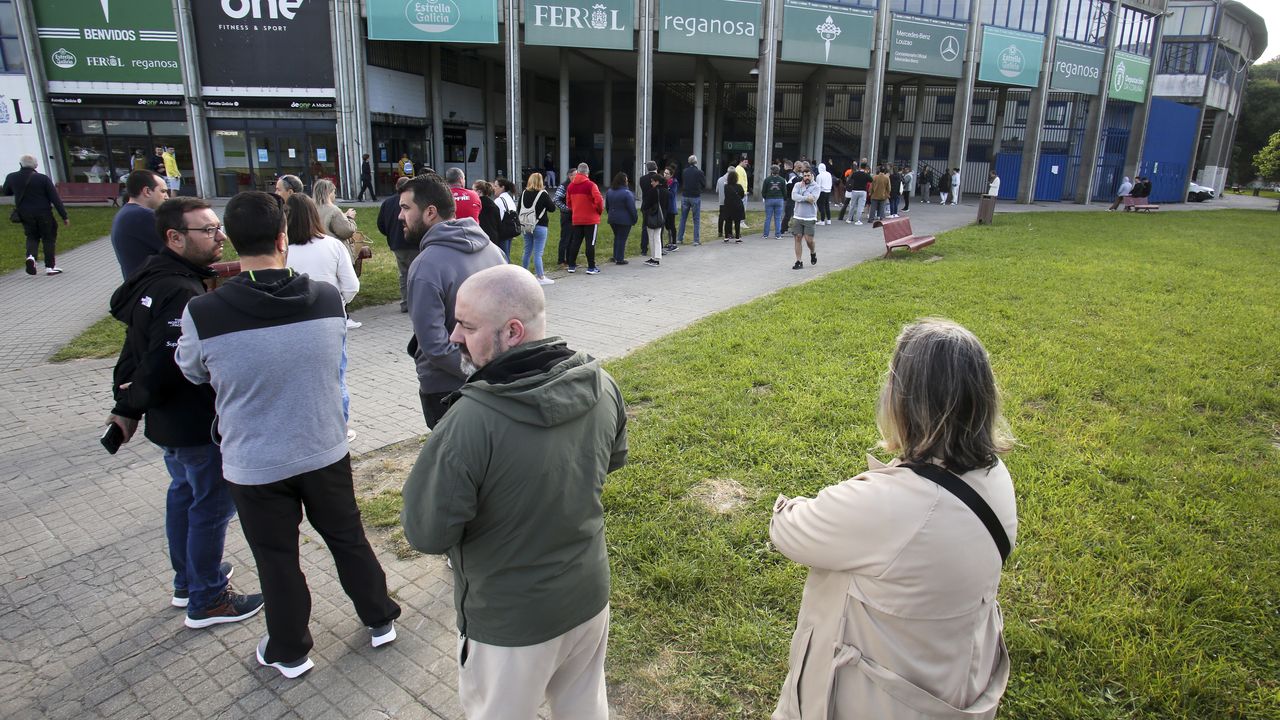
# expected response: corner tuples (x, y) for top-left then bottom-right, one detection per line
(104, 120), (148, 136)
(0, 2), (17, 37)
(2, 38), (24, 72)
(150, 121), (188, 135)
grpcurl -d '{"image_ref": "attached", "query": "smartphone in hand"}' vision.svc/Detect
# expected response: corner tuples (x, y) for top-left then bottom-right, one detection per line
(101, 423), (125, 455)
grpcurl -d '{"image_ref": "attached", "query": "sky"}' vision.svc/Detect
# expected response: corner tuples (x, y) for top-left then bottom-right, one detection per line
(1237, 0), (1279, 62)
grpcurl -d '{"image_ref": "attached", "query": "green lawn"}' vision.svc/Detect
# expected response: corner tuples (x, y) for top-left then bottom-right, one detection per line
(597, 209), (1279, 718)
(2, 206), (118, 273)
(52, 207), (763, 361)
(375, 210), (1279, 718)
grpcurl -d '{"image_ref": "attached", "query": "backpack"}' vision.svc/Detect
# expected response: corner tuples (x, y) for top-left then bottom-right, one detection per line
(518, 191), (546, 234)
(497, 195), (521, 239)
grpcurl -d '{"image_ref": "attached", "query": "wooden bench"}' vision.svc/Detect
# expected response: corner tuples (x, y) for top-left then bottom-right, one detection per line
(880, 217), (935, 258)
(57, 182), (120, 206)
(1122, 195), (1160, 212)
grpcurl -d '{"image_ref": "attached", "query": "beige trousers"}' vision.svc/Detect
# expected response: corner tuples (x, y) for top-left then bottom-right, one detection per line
(458, 605), (610, 720)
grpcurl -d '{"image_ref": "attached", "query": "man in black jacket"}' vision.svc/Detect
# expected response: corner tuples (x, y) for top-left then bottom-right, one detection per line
(358, 153), (375, 201)
(106, 196), (263, 629)
(377, 176), (415, 312)
(678, 155), (705, 246)
(2, 155), (69, 275)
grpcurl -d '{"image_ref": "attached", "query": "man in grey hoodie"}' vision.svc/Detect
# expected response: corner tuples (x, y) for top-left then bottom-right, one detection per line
(400, 174), (507, 428)
(177, 191), (401, 679)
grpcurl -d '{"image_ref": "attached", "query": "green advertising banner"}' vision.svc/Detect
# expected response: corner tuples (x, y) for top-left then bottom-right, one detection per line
(368, 0), (499, 44)
(780, 1), (874, 68)
(887, 14), (967, 79)
(524, 0), (634, 50)
(33, 0), (181, 84)
(977, 25), (1044, 87)
(658, 0), (761, 59)
(1051, 40), (1104, 95)
(1108, 50), (1151, 103)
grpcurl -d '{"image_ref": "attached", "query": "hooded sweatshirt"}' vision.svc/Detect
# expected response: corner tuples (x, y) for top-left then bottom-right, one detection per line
(566, 172), (604, 226)
(405, 219), (507, 394)
(109, 249), (218, 448)
(402, 337), (628, 646)
(176, 269), (348, 485)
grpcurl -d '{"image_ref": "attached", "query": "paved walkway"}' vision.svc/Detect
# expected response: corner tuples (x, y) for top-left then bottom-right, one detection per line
(0, 192), (1272, 719)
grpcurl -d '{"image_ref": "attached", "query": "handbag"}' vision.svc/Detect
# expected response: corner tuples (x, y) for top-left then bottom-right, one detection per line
(643, 203), (664, 230)
(900, 462), (1011, 564)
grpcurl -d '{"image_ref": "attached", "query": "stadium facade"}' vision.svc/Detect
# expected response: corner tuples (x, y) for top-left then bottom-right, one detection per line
(1, 0), (1268, 203)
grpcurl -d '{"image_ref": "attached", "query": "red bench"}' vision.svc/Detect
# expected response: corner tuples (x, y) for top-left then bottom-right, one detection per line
(1122, 195), (1159, 212)
(880, 217), (935, 258)
(56, 182), (120, 206)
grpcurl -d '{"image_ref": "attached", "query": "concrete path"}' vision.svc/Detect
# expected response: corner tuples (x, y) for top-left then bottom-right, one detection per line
(0, 191), (1272, 719)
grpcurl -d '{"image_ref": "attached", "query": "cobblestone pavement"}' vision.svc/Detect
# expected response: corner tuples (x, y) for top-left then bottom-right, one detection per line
(1, 193), (1271, 719)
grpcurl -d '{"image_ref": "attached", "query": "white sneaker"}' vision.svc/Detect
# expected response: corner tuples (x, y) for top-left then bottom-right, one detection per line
(537, 276), (555, 285)
(346, 428), (357, 442)
(345, 318), (361, 329)
(855, 221), (863, 226)
(46, 267), (63, 275)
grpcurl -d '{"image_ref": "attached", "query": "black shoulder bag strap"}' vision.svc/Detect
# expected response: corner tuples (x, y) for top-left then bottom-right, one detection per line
(901, 462), (1011, 565)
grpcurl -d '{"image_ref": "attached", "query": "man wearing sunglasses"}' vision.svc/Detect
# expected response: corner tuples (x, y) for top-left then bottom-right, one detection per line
(107, 197), (263, 630)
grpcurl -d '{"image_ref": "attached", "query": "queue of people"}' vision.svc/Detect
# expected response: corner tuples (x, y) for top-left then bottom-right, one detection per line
(94, 159), (1018, 720)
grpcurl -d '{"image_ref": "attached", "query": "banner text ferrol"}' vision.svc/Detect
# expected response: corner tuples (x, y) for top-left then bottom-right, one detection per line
(32, 0), (181, 84)
(525, 0), (635, 50)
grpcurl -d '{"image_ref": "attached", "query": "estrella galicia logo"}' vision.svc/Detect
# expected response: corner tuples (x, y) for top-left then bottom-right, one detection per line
(997, 44), (1024, 78)
(405, 0), (460, 33)
(52, 48), (77, 69)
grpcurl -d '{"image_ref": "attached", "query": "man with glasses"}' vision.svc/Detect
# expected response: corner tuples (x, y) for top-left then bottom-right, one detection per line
(111, 170), (170, 278)
(107, 197), (263, 630)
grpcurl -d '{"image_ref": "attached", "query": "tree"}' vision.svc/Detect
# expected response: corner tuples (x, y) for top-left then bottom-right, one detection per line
(1253, 130), (1280, 181)
(1233, 58), (1280, 183)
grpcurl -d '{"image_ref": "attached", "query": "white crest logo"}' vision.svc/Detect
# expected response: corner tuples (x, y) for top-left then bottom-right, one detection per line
(815, 16), (841, 63)
(997, 44), (1024, 78)
(940, 35), (960, 62)
(1112, 60), (1128, 93)
(0, 97), (9, 125)
(589, 4), (608, 30)
(405, 0), (460, 33)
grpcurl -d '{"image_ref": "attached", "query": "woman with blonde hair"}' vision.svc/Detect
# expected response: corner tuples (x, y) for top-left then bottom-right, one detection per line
(312, 178), (357, 243)
(770, 318), (1016, 719)
(517, 172), (557, 285)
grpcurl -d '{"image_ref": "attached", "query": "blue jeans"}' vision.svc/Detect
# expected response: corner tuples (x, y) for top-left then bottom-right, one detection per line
(678, 196), (701, 244)
(521, 225), (548, 277)
(162, 443), (236, 612)
(763, 199), (784, 237)
(496, 238), (512, 259)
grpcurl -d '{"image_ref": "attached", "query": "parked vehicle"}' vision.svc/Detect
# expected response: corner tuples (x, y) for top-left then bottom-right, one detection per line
(1187, 182), (1216, 202)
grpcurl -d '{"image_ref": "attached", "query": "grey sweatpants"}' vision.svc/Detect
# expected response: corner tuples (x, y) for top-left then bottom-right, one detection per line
(458, 605), (610, 719)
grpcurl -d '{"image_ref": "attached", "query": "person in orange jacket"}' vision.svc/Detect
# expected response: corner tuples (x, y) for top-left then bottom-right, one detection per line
(564, 162), (604, 274)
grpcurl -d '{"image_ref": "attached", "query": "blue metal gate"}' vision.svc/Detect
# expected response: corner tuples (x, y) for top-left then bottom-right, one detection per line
(1140, 98), (1199, 203)
(1035, 153), (1069, 201)
(994, 152), (1021, 200)
(1092, 103), (1134, 202)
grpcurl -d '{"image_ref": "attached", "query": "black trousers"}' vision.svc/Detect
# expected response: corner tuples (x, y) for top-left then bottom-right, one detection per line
(567, 224), (598, 269)
(609, 223), (631, 262)
(421, 390), (452, 429)
(21, 211), (57, 267)
(781, 202), (794, 234)
(817, 192), (831, 222)
(357, 178), (375, 201)
(557, 213), (573, 264)
(228, 455), (401, 663)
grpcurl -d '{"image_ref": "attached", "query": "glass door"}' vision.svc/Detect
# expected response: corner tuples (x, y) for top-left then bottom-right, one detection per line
(211, 128), (251, 197)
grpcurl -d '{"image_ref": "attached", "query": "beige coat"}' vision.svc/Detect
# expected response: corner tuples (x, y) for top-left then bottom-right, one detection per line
(770, 457), (1017, 719)
(317, 202), (357, 241)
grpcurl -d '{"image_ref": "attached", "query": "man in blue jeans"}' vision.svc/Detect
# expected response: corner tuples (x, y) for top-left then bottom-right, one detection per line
(107, 197), (263, 628)
(678, 154), (705, 246)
